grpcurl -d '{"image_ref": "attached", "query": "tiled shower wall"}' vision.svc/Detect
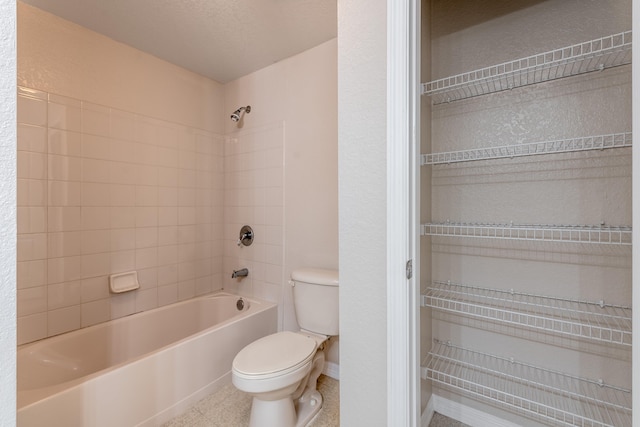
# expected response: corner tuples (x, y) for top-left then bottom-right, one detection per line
(17, 87), (224, 345)
(222, 123), (285, 327)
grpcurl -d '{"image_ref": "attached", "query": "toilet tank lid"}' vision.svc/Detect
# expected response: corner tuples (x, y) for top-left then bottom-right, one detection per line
(291, 268), (339, 286)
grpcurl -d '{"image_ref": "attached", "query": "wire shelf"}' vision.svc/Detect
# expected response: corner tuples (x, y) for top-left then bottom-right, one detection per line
(422, 340), (632, 427)
(422, 281), (631, 346)
(422, 31), (632, 104)
(421, 222), (632, 245)
(421, 132), (632, 165)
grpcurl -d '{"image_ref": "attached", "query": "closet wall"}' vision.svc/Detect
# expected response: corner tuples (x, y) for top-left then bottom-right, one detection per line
(420, 1), (632, 425)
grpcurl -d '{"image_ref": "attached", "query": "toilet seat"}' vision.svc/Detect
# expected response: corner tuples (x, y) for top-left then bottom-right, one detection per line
(233, 331), (317, 380)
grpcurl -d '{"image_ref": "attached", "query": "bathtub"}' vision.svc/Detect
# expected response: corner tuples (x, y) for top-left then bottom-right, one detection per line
(17, 292), (277, 426)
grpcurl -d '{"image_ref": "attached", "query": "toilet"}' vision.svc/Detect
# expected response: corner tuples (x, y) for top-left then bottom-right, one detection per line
(232, 268), (339, 427)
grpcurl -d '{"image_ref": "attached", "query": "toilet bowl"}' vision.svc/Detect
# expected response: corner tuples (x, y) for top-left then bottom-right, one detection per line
(232, 331), (326, 427)
(232, 268), (339, 427)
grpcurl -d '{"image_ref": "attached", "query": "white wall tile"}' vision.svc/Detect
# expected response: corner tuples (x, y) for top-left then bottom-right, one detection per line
(110, 228), (136, 251)
(82, 134), (111, 160)
(49, 101), (82, 132)
(48, 231), (82, 258)
(110, 110), (136, 141)
(135, 207), (158, 227)
(135, 227), (158, 248)
(48, 256), (82, 284)
(157, 264), (178, 287)
(81, 276), (109, 303)
(18, 124), (47, 153)
(17, 260), (48, 289)
(81, 253), (110, 279)
(157, 283), (178, 307)
(81, 206), (111, 230)
(135, 247), (158, 269)
(49, 180), (81, 206)
(48, 129), (81, 156)
(81, 229), (111, 254)
(177, 280), (196, 301)
(82, 103), (110, 136)
(18, 95), (47, 126)
(109, 184), (135, 207)
(110, 250), (135, 273)
(81, 182), (110, 206)
(48, 305), (81, 336)
(82, 158), (111, 183)
(17, 313), (47, 345)
(158, 245), (178, 266)
(135, 186), (158, 206)
(81, 299), (110, 327)
(110, 207), (136, 228)
(17, 286), (47, 316)
(158, 226), (178, 246)
(157, 167), (179, 186)
(135, 165), (158, 186)
(47, 281), (82, 310)
(110, 292), (135, 319)
(48, 154), (81, 181)
(109, 161), (137, 185)
(17, 233), (47, 262)
(137, 267), (158, 289)
(135, 289), (158, 313)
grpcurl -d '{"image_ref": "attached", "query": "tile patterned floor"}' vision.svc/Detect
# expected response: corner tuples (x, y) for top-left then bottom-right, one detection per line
(163, 376), (463, 427)
(163, 375), (339, 427)
(429, 412), (470, 427)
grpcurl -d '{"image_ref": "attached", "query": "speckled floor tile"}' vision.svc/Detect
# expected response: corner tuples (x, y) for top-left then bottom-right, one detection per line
(163, 375), (340, 427)
(428, 412), (469, 427)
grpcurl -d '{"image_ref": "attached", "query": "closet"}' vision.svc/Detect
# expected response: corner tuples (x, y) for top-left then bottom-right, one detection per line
(419, 1), (632, 426)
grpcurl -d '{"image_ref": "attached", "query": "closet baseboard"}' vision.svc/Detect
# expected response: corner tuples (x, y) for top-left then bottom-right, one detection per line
(421, 394), (520, 427)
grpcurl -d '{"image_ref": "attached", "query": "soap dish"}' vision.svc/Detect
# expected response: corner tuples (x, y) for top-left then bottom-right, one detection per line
(109, 271), (140, 293)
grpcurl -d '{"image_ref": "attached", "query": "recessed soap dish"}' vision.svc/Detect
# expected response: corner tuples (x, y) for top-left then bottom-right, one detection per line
(109, 271), (140, 293)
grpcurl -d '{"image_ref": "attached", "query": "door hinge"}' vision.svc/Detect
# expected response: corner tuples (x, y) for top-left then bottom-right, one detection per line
(406, 259), (413, 280)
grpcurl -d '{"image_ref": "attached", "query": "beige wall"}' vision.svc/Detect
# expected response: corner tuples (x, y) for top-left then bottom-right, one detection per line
(223, 39), (339, 368)
(0, 0), (16, 423)
(338, 0), (389, 425)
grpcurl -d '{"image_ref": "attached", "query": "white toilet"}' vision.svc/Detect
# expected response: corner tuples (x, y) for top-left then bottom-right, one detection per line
(232, 268), (339, 427)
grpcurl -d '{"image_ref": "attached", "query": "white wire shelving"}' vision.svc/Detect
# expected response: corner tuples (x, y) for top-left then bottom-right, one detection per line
(421, 132), (632, 165)
(421, 222), (632, 245)
(422, 340), (632, 427)
(422, 281), (631, 346)
(422, 31), (632, 105)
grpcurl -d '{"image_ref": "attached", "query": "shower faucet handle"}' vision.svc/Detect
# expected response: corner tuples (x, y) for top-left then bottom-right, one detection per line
(237, 225), (254, 247)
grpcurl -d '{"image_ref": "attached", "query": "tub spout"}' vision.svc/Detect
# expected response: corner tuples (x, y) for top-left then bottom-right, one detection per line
(232, 268), (249, 279)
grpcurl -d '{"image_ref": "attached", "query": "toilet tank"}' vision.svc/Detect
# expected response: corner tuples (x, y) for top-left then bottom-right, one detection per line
(291, 268), (339, 336)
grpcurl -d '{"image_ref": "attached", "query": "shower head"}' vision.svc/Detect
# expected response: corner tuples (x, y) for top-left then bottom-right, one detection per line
(230, 105), (251, 122)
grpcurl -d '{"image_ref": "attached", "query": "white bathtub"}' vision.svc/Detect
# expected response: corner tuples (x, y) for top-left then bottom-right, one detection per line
(17, 292), (277, 426)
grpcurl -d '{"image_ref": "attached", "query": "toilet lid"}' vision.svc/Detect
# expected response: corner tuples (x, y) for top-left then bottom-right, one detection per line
(233, 331), (317, 377)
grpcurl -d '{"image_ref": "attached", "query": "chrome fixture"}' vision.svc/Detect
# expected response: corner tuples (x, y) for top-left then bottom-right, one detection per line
(232, 268), (249, 279)
(237, 225), (254, 247)
(230, 105), (251, 122)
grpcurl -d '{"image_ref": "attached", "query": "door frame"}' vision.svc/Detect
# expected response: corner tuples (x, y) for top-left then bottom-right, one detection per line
(387, 0), (421, 425)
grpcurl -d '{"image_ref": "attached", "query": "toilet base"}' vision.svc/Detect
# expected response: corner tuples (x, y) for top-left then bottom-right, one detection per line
(247, 388), (323, 427)
(249, 395), (296, 427)
(295, 388), (324, 427)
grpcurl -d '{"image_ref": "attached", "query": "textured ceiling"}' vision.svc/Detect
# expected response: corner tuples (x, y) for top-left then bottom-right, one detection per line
(20, 0), (337, 83)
